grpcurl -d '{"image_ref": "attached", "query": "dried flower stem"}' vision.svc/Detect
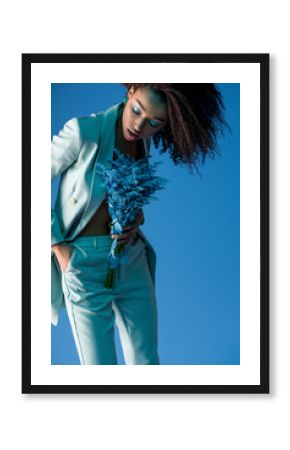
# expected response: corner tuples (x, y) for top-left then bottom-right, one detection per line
(104, 242), (126, 289)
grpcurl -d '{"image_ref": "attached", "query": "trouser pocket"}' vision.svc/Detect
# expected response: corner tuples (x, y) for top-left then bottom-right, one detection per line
(63, 245), (78, 274)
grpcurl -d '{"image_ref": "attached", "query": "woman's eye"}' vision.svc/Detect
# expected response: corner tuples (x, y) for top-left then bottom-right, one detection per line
(132, 104), (160, 128)
(149, 120), (160, 128)
(132, 105), (140, 115)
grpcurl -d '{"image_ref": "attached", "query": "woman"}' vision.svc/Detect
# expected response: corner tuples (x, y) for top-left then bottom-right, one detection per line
(51, 83), (227, 365)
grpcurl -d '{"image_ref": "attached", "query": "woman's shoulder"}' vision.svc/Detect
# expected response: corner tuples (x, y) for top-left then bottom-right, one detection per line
(76, 112), (104, 143)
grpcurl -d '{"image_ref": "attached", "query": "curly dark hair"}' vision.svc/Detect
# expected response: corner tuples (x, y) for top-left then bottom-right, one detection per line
(122, 83), (230, 176)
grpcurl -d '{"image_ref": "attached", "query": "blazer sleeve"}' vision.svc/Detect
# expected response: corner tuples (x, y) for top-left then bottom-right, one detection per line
(51, 117), (83, 246)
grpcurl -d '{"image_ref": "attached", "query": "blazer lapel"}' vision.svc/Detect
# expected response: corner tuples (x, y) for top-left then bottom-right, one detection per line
(98, 101), (123, 165)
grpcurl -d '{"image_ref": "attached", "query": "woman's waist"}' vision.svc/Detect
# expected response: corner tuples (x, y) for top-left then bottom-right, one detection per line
(78, 223), (111, 237)
(78, 201), (111, 237)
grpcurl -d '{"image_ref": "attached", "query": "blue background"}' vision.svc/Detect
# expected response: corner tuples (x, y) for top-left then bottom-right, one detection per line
(51, 83), (240, 365)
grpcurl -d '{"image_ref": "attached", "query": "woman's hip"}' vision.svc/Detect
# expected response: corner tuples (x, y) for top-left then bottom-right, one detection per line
(61, 234), (151, 299)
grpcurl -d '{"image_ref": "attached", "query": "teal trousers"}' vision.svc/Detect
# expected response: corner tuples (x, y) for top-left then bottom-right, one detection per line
(61, 234), (160, 365)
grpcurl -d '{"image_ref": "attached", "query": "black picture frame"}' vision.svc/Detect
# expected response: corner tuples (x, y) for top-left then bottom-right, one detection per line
(22, 53), (269, 394)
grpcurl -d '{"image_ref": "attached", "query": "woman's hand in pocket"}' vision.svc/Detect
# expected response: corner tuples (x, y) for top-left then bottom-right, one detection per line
(51, 243), (74, 273)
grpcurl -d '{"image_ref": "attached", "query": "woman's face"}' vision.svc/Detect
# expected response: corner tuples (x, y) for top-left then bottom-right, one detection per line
(122, 86), (168, 142)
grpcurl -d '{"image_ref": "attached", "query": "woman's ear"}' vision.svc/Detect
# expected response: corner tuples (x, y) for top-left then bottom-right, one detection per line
(128, 86), (135, 98)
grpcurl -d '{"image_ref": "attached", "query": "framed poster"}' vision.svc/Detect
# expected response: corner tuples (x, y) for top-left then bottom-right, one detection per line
(22, 53), (269, 394)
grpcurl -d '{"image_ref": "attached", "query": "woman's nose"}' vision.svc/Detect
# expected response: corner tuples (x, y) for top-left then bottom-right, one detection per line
(134, 118), (146, 131)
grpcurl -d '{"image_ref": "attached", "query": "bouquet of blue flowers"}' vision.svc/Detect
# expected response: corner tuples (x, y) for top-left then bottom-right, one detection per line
(95, 148), (168, 288)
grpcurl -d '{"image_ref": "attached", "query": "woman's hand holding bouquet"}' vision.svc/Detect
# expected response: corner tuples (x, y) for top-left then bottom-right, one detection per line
(111, 209), (144, 245)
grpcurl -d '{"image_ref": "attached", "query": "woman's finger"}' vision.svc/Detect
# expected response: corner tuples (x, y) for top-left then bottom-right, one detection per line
(112, 229), (137, 242)
(111, 233), (130, 240)
(122, 225), (135, 232)
(112, 228), (137, 238)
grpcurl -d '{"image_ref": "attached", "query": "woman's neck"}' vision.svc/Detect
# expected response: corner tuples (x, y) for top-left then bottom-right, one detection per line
(115, 114), (138, 154)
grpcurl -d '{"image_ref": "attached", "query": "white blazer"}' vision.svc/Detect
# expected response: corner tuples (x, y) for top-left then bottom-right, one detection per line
(51, 99), (157, 326)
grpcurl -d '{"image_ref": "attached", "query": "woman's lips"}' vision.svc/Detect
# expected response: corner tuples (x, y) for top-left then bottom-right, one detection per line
(127, 129), (140, 140)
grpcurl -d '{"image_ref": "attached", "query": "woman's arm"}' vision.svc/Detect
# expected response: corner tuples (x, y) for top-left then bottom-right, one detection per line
(51, 117), (83, 247)
(51, 117), (83, 272)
